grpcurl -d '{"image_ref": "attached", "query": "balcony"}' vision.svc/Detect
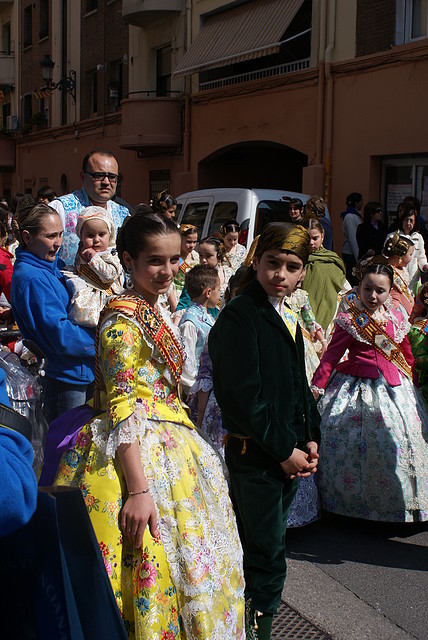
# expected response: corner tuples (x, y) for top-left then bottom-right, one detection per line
(0, 53), (14, 87)
(119, 94), (182, 150)
(122, 0), (181, 28)
(0, 137), (15, 169)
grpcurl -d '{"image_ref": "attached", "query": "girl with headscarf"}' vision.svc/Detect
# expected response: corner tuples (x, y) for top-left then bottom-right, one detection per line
(301, 218), (349, 335)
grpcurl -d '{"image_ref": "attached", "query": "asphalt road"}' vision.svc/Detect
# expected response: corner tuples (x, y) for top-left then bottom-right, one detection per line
(281, 513), (428, 640)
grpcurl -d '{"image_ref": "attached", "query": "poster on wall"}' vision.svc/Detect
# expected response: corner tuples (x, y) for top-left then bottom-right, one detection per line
(386, 184), (412, 212)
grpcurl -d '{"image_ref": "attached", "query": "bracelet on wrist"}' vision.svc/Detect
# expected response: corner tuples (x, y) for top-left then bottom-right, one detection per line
(128, 488), (150, 496)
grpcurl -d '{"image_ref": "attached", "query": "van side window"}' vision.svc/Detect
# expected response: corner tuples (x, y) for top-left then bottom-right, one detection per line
(207, 202), (238, 237)
(255, 200), (292, 236)
(180, 202), (210, 239)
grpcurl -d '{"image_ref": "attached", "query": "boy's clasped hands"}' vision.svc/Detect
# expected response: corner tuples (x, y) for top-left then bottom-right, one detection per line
(281, 441), (319, 479)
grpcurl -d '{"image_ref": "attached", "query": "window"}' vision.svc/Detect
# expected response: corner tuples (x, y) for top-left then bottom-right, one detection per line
(207, 202), (239, 237)
(397, 0), (428, 43)
(107, 60), (123, 112)
(254, 200), (292, 236)
(23, 94), (32, 125)
(39, 0), (49, 39)
(149, 170), (170, 203)
(85, 0), (98, 13)
(408, 0), (428, 38)
(2, 103), (11, 130)
(156, 45), (171, 97)
(2, 22), (11, 54)
(180, 202), (210, 239)
(88, 70), (98, 114)
(24, 5), (32, 48)
(382, 156), (428, 226)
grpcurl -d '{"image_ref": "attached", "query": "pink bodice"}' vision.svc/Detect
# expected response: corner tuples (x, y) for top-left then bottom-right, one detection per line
(312, 312), (414, 388)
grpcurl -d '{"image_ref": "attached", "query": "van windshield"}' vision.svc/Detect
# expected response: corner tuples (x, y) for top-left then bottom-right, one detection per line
(255, 200), (292, 236)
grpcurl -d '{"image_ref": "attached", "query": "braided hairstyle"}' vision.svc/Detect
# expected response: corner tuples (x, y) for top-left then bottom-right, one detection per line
(382, 233), (414, 258)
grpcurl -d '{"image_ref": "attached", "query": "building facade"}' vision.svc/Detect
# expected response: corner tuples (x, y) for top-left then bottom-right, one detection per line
(1, 0), (428, 243)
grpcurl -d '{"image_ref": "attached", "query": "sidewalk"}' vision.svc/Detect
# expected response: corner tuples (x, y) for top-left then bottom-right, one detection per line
(274, 514), (428, 639)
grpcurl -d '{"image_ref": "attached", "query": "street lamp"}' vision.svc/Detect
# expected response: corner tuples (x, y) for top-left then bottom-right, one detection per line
(40, 54), (76, 104)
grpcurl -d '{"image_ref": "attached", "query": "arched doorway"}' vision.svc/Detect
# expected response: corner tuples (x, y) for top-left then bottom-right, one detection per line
(198, 141), (307, 191)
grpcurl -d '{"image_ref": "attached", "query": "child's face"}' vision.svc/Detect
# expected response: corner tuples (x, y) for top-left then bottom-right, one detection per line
(206, 277), (221, 308)
(81, 219), (110, 253)
(164, 205), (176, 220)
(198, 243), (218, 267)
(359, 272), (391, 312)
(253, 250), (304, 299)
(182, 232), (197, 256)
(122, 232), (180, 306)
(223, 231), (239, 251)
(308, 228), (324, 252)
(401, 245), (414, 266)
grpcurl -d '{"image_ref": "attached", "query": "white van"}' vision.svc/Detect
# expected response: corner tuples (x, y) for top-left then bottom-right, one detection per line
(176, 188), (329, 248)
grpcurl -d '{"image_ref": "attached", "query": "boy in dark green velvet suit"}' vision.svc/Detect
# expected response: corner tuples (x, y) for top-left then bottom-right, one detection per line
(209, 223), (321, 640)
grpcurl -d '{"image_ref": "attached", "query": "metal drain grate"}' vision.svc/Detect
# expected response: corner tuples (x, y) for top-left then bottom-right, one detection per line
(272, 601), (332, 639)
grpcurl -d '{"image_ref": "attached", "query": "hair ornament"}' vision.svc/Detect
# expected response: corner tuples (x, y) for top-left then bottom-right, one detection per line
(179, 223), (198, 235)
(382, 232), (413, 258)
(353, 253), (390, 281)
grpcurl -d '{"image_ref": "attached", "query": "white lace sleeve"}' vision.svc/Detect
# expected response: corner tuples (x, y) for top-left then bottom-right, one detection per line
(91, 401), (149, 460)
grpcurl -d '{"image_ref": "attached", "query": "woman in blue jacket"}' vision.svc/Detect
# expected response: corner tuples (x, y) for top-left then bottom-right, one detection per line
(11, 202), (95, 423)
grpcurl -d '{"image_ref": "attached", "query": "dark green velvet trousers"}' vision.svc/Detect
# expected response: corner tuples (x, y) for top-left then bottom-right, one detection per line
(225, 437), (298, 615)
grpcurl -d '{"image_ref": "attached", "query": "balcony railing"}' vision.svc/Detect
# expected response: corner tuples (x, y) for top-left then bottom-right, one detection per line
(0, 52), (14, 87)
(119, 94), (182, 150)
(199, 58), (311, 92)
(122, 0), (181, 27)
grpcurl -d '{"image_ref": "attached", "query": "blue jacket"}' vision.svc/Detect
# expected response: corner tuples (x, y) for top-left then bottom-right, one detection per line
(11, 248), (95, 384)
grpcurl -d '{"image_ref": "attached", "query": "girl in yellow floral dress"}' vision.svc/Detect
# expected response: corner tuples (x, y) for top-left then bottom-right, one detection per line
(54, 212), (245, 639)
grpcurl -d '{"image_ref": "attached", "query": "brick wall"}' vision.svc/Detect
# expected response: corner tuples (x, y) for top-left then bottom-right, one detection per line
(356, 0), (396, 57)
(21, 1), (52, 131)
(80, 0), (129, 121)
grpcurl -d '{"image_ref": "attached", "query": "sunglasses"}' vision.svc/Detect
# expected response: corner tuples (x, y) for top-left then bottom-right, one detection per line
(85, 171), (119, 183)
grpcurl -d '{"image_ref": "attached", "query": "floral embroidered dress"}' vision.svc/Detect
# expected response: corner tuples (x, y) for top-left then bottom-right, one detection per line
(286, 288), (322, 382)
(54, 293), (245, 640)
(221, 244), (247, 274)
(280, 290), (321, 528)
(173, 250), (199, 299)
(312, 292), (428, 522)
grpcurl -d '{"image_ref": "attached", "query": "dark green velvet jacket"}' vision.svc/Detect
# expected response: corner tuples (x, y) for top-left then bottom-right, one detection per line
(208, 278), (321, 463)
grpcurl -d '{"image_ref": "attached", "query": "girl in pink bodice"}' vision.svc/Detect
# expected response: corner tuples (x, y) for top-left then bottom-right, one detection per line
(312, 258), (428, 522)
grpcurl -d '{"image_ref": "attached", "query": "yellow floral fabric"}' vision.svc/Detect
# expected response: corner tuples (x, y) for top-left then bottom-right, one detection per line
(55, 311), (245, 640)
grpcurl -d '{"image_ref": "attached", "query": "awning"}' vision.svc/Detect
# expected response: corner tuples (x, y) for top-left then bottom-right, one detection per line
(173, 0), (305, 77)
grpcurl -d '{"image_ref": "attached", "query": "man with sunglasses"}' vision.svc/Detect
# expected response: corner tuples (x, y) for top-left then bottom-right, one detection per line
(50, 148), (129, 265)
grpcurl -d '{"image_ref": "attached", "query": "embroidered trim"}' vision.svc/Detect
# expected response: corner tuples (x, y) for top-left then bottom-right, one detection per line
(392, 268), (413, 305)
(93, 294), (184, 408)
(413, 318), (428, 335)
(77, 262), (114, 294)
(346, 301), (412, 379)
(179, 259), (191, 274)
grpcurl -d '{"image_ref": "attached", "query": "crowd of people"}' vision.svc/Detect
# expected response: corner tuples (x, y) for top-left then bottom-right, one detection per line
(1, 149), (428, 640)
